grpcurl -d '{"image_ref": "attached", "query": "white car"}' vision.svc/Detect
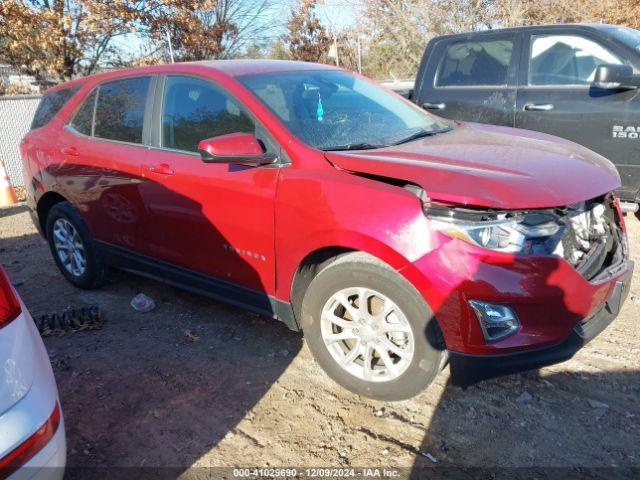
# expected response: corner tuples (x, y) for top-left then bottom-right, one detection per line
(0, 265), (65, 480)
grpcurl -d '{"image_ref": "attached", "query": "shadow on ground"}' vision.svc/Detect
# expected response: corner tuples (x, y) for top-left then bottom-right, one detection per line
(409, 368), (640, 479)
(0, 202), (304, 479)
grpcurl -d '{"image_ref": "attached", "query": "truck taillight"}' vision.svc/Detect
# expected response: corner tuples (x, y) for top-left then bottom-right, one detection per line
(0, 265), (21, 328)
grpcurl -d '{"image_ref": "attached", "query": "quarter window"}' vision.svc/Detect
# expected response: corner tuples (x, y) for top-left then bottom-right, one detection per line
(161, 76), (254, 153)
(31, 86), (80, 129)
(69, 89), (96, 136)
(437, 39), (514, 87)
(529, 35), (623, 86)
(94, 77), (150, 144)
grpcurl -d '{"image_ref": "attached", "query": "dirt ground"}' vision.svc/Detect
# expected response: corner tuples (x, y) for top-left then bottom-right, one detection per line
(1, 204), (639, 478)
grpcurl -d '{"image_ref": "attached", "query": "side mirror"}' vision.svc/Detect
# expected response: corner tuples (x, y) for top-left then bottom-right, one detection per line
(198, 133), (277, 166)
(593, 64), (638, 89)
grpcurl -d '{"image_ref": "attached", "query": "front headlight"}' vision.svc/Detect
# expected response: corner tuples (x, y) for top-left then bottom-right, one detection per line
(429, 210), (564, 253)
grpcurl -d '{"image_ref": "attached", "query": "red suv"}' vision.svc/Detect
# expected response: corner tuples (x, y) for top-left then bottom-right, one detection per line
(21, 61), (633, 400)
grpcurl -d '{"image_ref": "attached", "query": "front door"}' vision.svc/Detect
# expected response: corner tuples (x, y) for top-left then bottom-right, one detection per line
(515, 30), (640, 200)
(413, 33), (519, 127)
(138, 75), (279, 297)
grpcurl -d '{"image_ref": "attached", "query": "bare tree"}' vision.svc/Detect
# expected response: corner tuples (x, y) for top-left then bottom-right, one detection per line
(144, 0), (285, 61)
(216, 0), (286, 58)
(332, 28), (362, 72)
(267, 39), (290, 60)
(362, 0), (434, 79)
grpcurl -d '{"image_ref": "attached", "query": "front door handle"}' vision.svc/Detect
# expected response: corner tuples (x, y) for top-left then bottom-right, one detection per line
(61, 146), (79, 156)
(422, 102), (446, 110)
(523, 103), (554, 111)
(149, 163), (174, 175)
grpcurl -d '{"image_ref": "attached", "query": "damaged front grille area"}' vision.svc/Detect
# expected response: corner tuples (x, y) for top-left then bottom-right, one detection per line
(554, 194), (626, 281)
(425, 193), (627, 281)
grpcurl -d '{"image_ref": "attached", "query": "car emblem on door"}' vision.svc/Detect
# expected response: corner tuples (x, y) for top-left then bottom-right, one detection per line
(223, 244), (267, 262)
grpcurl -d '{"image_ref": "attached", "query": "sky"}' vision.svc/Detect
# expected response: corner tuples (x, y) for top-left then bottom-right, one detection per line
(111, 0), (363, 61)
(316, 0), (362, 31)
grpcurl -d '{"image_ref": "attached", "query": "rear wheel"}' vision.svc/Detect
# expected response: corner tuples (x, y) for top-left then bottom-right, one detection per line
(301, 252), (445, 401)
(46, 201), (107, 289)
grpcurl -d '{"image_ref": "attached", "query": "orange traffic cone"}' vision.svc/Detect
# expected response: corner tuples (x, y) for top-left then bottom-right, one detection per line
(0, 161), (18, 207)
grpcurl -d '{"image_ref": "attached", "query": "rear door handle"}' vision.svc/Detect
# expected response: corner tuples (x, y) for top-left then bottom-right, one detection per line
(422, 102), (446, 110)
(149, 163), (174, 175)
(61, 146), (79, 156)
(524, 103), (554, 111)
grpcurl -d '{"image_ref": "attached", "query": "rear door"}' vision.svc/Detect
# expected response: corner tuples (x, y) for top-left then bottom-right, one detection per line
(515, 27), (640, 200)
(413, 32), (520, 126)
(61, 75), (155, 251)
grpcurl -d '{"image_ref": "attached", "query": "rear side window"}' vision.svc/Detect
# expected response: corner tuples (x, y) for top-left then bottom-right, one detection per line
(31, 86), (80, 129)
(94, 77), (150, 144)
(161, 76), (254, 153)
(437, 39), (514, 87)
(69, 89), (97, 136)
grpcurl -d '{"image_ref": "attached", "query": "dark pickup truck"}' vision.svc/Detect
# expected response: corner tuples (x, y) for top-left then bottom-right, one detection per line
(406, 24), (640, 208)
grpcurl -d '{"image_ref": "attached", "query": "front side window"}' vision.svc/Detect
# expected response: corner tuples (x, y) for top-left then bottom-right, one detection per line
(437, 39), (514, 87)
(529, 35), (623, 86)
(94, 76), (150, 144)
(161, 76), (254, 153)
(238, 70), (451, 151)
(31, 86), (80, 129)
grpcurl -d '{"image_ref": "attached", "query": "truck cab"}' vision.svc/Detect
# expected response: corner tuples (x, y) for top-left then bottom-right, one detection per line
(413, 24), (640, 204)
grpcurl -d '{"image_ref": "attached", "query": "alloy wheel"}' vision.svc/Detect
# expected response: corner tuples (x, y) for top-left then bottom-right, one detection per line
(52, 218), (86, 277)
(320, 287), (415, 382)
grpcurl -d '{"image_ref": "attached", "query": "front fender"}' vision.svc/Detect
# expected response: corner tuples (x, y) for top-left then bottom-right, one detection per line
(274, 167), (435, 302)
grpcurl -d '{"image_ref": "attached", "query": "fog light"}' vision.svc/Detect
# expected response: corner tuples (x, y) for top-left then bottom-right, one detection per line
(468, 301), (520, 342)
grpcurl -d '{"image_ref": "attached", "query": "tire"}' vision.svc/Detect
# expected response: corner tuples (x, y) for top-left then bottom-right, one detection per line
(45, 201), (107, 289)
(301, 252), (445, 401)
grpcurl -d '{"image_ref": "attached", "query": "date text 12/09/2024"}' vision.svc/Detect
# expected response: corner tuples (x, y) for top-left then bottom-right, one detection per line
(232, 468), (402, 478)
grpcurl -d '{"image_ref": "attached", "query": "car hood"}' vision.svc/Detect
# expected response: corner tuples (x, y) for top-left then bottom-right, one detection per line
(324, 122), (620, 209)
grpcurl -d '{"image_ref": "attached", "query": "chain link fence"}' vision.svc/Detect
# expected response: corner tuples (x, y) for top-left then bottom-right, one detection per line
(0, 95), (41, 187)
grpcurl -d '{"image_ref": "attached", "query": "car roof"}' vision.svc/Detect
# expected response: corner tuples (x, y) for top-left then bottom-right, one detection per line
(195, 59), (338, 76)
(45, 60), (339, 93)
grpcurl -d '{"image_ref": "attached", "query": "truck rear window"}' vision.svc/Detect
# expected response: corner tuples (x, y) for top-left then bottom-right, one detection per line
(437, 39), (513, 87)
(31, 86), (81, 129)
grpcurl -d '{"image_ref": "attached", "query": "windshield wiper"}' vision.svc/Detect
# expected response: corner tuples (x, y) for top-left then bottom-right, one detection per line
(321, 142), (384, 151)
(321, 127), (452, 151)
(391, 127), (452, 146)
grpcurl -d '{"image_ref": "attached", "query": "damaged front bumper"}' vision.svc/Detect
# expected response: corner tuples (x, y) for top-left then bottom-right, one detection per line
(401, 192), (633, 386)
(448, 260), (633, 387)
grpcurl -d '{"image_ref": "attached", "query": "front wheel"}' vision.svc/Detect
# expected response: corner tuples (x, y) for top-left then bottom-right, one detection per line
(301, 252), (445, 401)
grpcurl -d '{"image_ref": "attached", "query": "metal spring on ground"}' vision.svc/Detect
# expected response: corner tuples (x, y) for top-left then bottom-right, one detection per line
(36, 306), (104, 336)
